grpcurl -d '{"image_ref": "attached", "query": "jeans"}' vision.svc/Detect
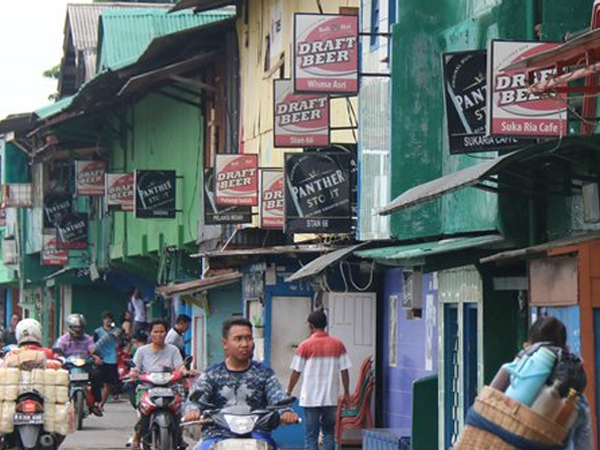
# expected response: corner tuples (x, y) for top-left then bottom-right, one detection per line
(304, 406), (337, 450)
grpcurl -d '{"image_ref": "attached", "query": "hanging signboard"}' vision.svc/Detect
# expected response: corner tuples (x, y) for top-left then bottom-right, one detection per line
(274, 79), (330, 148)
(134, 170), (176, 219)
(105, 173), (134, 211)
(215, 154), (259, 206)
(260, 169), (284, 229)
(284, 152), (352, 233)
(204, 168), (252, 224)
(442, 50), (530, 154)
(294, 13), (359, 94)
(43, 192), (72, 228)
(42, 234), (68, 266)
(487, 40), (567, 137)
(56, 212), (88, 250)
(75, 160), (107, 196)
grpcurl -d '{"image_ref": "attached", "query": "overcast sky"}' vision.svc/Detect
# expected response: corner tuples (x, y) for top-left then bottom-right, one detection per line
(0, 0), (92, 119)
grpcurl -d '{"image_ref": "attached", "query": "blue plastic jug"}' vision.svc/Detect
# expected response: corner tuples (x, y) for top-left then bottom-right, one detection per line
(504, 346), (556, 406)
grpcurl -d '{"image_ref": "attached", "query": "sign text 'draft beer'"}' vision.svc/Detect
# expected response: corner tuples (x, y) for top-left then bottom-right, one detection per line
(75, 160), (107, 196)
(294, 14), (358, 94)
(284, 152), (352, 234)
(204, 168), (252, 224)
(134, 170), (176, 219)
(442, 50), (528, 154)
(215, 154), (259, 206)
(274, 79), (330, 148)
(488, 40), (567, 137)
(260, 169), (284, 229)
(105, 173), (134, 211)
(42, 234), (68, 266)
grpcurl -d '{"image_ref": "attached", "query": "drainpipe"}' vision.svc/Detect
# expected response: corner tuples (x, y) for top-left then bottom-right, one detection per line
(525, 0), (536, 40)
(526, 0), (538, 246)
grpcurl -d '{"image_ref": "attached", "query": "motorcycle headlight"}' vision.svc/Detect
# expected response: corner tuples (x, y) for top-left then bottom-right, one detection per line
(224, 415), (259, 435)
(73, 358), (86, 367)
(147, 373), (173, 385)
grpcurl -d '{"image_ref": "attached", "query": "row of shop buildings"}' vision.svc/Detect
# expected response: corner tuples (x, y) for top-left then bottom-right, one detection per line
(1, 0), (600, 449)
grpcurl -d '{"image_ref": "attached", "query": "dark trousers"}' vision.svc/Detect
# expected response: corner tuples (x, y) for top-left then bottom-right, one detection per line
(90, 366), (102, 403)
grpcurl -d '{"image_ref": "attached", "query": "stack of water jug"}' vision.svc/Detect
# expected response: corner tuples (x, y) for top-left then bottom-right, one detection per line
(490, 345), (581, 429)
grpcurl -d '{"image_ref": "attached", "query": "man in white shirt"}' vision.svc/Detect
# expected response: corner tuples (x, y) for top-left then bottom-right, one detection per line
(128, 288), (149, 335)
(165, 314), (191, 358)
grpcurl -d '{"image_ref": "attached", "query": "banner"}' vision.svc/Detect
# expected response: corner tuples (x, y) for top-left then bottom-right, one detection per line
(42, 234), (68, 266)
(215, 154), (259, 206)
(43, 192), (72, 228)
(75, 160), (107, 196)
(294, 13), (359, 94)
(284, 152), (352, 233)
(274, 79), (330, 148)
(105, 173), (134, 211)
(487, 40), (567, 137)
(134, 170), (176, 219)
(442, 50), (529, 154)
(56, 212), (88, 250)
(260, 169), (284, 229)
(204, 168), (252, 224)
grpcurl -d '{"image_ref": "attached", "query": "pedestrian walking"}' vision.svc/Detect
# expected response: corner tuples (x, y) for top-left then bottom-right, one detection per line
(287, 310), (351, 450)
(165, 314), (191, 358)
(2, 313), (21, 346)
(128, 288), (149, 335)
(93, 311), (122, 409)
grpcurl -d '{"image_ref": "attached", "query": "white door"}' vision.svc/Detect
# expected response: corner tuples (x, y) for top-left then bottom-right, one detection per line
(270, 296), (312, 386)
(192, 305), (207, 371)
(325, 292), (377, 388)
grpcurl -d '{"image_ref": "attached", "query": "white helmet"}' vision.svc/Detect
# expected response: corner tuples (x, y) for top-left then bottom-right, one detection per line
(16, 318), (42, 346)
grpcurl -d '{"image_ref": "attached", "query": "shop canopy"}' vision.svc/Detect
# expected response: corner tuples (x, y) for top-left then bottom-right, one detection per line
(356, 234), (505, 267)
(379, 135), (600, 216)
(156, 271), (241, 298)
(285, 243), (368, 282)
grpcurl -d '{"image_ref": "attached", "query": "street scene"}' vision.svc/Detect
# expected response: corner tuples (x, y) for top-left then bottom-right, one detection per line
(0, 0), (600, 450)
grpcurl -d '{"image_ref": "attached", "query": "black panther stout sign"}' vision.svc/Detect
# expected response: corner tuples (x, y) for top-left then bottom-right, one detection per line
(134, 170), (176, 219)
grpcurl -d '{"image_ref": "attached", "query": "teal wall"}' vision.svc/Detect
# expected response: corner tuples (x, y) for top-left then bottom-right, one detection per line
(206, 283), (243, 365)
(71, 283), (128, 332)
(389, 0), (593, 241)
(108, 93), (203, 262)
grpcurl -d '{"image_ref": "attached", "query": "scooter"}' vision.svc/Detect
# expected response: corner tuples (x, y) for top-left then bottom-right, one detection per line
(62, 354), (94, 430)
(134, 370), (186, 450)
(2, 390), (65, 450)
(185, 397), (298, 450)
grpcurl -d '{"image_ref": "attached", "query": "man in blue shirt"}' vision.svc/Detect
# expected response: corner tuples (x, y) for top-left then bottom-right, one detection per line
(93, 311), (122, 409)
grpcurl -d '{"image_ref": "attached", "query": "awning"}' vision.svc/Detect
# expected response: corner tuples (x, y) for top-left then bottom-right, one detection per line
(191, 244), (335, 259)
(480, 231), (600, 264)
(0, 113), (36, 135)
(170, 0), (237, 13)
(356, 234), (505, 266)
(44, 267), (78, 281)
(378, 151), (519, 215)
(156, 271), (241, 298)
(378, 135), (600, 216)
(285, 243), (368, 283)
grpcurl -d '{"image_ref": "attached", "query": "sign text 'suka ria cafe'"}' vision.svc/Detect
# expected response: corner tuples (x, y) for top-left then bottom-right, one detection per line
(294, 13), (358, 94)
(487, 40), (567, 137)
(274, 79), (330, 148)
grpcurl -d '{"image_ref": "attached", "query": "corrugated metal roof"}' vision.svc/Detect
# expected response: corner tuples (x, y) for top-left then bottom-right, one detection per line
(97, 8), (234, 72)
(170, 0), (237, 13)
(35, 96), (75, 120)
(66, 3), (174, 51)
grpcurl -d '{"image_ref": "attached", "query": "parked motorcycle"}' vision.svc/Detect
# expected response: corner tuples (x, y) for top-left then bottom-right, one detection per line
(132, 370), (186, 450)
(62, 354), (94, 430)
(2, 390), (64, 450)
(186, 397), (298, 450)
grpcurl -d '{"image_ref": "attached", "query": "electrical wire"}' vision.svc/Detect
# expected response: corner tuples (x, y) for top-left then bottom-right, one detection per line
(344, 260), (375, 291)
(338, 262), (349, 292)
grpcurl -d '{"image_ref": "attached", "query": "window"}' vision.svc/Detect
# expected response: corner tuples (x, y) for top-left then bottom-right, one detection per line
(388, 294), (398, 367)
(370, 0), (380, 48)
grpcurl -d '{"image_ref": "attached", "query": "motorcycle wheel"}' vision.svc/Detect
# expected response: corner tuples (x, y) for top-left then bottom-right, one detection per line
(75, 391), (85, 431)
(151, 424), (172, 450)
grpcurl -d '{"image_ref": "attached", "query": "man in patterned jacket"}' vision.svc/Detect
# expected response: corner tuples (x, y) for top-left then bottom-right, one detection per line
(183, 317), (298, 449)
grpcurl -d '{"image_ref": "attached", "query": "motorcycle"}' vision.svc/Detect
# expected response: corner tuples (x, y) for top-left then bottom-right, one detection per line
(2, 390), (65, 450)
(62, 354), (94, 430)
(133, 369), (186, 450)
(186, 397), (298, 450)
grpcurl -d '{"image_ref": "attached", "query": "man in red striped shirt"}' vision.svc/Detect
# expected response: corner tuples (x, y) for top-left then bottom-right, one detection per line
(287, 310), (351, 450)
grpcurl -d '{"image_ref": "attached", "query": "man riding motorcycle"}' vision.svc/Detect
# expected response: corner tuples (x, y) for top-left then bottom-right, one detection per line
(54, 314), (103, 416)
(3, 318), (57, 366)
(183, 317), (298, 450)
(128, 319), (194, 450)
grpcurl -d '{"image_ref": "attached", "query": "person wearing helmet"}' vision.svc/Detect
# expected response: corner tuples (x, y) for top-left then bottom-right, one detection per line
(55, 313), (104, 416)
(2, 318), (60, 369)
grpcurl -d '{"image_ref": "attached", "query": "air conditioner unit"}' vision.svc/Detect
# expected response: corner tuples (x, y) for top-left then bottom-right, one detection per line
(401, 268), (423, 310)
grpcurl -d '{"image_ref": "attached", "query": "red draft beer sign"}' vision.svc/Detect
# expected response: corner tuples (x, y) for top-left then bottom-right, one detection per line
(274, 79), (330, 148)
(215, 154), (259, 206)
(75, 160), (107, 196)
(260, 169), (284, 229)
(294, 13), (358, 94)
